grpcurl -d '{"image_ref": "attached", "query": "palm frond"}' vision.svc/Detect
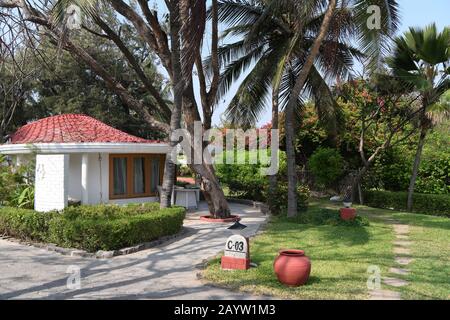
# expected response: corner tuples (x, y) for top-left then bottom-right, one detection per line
(426, 89), (450, 125)
(215, 44), (267, 100)
(224, 40), (289, 126)
(214, 0), (264, 26)
(304, 65), (342, 134)
(353, 0), (400, 71)
(224, 72), (271, 128)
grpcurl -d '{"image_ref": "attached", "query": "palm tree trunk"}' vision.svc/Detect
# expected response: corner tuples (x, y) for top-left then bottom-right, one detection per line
(160, 1), (182, 208)
(284, 0), (337, 217)
(268, 83), (280, 212)
(407, 125), (427, 211)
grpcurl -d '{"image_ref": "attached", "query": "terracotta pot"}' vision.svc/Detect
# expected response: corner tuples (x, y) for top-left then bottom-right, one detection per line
(340, 208), (357, 220)
(273, 249), (311, 286)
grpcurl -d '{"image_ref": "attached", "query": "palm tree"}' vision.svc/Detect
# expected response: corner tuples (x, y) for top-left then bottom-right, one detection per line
(211, 0), (364, 212)
(387, 24), (450, 211)
(213, 0), (399, 216)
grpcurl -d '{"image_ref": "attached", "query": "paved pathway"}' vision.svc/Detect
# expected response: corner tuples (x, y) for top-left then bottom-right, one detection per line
(369, 218), (412, 300)
(0, 202), (268, 300)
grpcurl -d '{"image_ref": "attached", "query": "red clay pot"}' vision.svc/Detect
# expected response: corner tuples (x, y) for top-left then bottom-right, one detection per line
(273, 250), (311, 286)
(340, 208), (357, 221)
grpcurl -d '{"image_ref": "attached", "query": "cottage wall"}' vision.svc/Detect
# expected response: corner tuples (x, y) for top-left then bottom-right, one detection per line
(34, 154), (69, 212)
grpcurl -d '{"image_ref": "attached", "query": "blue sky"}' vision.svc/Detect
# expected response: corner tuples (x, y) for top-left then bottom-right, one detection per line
(154, 0), (450, 126)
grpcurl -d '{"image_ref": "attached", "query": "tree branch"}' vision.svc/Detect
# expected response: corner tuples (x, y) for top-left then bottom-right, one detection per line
(137, 0), (171, 63)
(24, 12), (170, 133)
(64, 39), (170, 133)
(110, 0), (173, 79)
(93, 15), (171, 120)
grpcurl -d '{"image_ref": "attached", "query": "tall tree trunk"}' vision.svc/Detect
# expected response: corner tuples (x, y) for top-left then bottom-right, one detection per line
(284, 0), (337, 217)
(407, 125), (427, 211)
(160, 1), (183, 208)
(268, 83), (280, 213)
(351, 165), (370, 202)
(285, 110), (298, 217)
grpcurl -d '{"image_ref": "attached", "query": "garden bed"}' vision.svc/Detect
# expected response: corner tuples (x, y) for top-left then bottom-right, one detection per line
(0, 203), (186, 253)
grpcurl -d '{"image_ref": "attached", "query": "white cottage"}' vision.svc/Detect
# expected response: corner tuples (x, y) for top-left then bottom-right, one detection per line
(0, 114), (169, 212)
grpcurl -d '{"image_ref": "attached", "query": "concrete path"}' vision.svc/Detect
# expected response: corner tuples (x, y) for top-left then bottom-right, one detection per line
(0, 202), (268, 300)
(369, 218), (412, 300)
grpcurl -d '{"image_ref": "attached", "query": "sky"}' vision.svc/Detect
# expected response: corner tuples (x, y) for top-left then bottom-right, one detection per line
(155, 0), (450, 127)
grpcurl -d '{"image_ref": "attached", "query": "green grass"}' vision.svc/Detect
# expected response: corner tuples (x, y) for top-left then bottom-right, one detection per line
(202, 199), (449, 300)
(391, 212), (450, 299)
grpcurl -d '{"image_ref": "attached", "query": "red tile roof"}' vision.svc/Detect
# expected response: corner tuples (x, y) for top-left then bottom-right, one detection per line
(10, 114), (161, 144)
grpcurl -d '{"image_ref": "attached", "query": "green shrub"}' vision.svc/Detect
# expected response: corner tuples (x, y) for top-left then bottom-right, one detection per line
(216, 162), (268, 201)
(415, 156), (450, 194)
(216, 150), (290, 202)
(0, 203), (185, 252)
(308, 147), (344, 188)
(365, 150), (412, 192)
(0, 207), (54, 240)
(267, 183), (310, 214)
(364, 190), (450, 216)
(47, 207), (185, 251)
(282, 208), (369, 227)
(0, 155), (35, 209)
(364, 147), (449, 195)
(215, 150), (273, 201)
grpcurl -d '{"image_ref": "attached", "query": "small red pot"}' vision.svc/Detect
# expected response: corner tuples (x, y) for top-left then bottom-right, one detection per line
(340, 208), (357, 220)
(273, 250), (311, 286)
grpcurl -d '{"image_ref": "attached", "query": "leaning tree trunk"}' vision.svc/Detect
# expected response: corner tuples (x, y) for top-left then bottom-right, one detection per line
(284, 0), (337, 217)
(407, 125), (427, 211)
(192, 163), (230, 218)
(183, 83), (231, 218)
(160, 1), (183, 208)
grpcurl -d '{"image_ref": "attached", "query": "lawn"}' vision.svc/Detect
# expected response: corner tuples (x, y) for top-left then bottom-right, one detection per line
(202, 199), (449, 300)
(392, 212), (450, 299)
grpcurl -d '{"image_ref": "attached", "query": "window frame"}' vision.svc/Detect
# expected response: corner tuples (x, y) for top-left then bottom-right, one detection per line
(109, 153), (165, 199)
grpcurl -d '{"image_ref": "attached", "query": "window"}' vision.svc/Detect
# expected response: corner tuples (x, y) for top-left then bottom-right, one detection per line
(113, 157), (128, 196)
(109, 154), (165, 199)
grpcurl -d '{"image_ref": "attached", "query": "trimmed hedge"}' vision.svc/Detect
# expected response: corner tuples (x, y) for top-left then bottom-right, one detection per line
(364, 190), (450, 217)
(0, 203), (185, 252)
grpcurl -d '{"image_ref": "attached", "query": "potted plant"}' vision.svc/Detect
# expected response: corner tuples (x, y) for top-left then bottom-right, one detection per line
(340, 196), (356, 220)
